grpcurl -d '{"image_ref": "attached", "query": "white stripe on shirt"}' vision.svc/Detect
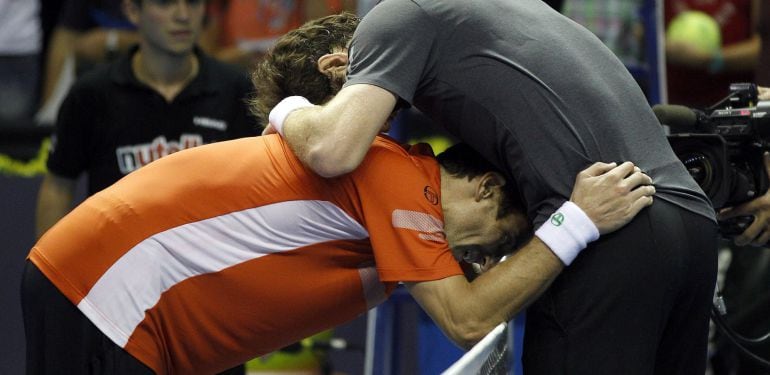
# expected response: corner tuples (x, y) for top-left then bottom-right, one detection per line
(78, 200), (370, 347)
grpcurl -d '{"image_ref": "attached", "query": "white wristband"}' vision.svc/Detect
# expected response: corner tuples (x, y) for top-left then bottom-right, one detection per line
(268, 96), (314, 136)
(535, 201), (600, 266)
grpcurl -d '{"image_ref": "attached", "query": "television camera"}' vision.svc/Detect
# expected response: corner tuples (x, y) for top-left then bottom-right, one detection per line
(653, 83), (770, 236)
(656, 83), (770, 371)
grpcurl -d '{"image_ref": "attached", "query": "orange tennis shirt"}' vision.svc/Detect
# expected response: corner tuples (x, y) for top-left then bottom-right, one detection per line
(29, 134), (462, 374)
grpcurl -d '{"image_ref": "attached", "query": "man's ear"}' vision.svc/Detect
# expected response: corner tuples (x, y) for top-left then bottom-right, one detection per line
(475, 172), (506, 202)
(122, 0), (140, 26)
(317, 52), (349, 76)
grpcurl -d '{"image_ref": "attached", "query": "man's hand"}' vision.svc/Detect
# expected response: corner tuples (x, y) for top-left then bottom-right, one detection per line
(759, 86), (770, 101)
(570, 161), (655, 235)
(717, 152), (770, 246)
(665, 40), (713, 70)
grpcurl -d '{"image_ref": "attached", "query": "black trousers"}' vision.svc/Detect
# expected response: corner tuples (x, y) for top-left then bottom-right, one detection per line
(21, 261), (154, 374)
(522, 199), (719, 374)
(21, 262), (247, 375)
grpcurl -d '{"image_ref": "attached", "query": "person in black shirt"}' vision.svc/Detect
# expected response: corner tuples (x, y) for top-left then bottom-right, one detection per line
(35, 0), (257, 238)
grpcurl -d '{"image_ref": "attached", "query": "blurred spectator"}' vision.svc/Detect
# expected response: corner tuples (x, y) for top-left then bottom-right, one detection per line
(757, 0), (769, 86)
(562, 0), (644, 67)
(198, 0), (356, 69)
(37, 0), (140, 125)
(0, 0), (42, 126)
(35, 0), (258, 238)
(665, 0), (761, 108)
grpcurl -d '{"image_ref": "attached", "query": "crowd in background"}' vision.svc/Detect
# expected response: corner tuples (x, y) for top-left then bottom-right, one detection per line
(0, 0), (363, 129)
(1, 0), (766, 129)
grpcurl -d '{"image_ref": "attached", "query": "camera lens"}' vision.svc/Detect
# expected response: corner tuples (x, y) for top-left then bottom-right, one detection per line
(680, 152), (715, 192)
(669, 135), (729, 208)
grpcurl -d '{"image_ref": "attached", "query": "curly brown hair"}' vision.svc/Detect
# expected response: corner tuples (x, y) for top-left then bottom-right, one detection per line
(249, 12), (360, 127)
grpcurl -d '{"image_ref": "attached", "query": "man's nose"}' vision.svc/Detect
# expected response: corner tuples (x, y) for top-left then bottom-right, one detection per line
(173, 0), (192, 20)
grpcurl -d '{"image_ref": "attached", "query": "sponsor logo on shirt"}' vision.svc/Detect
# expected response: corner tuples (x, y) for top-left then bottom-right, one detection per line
(423, 186), (439, 205)
(193, 116), (228, 131)
(116, 134), (203, 174)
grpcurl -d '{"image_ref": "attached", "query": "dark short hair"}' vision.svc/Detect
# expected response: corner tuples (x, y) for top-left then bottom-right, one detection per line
(436, 143), (523, 219)
(250, 12), (360, 127)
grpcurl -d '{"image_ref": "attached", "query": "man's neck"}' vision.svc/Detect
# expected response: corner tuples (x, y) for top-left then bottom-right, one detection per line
(439, 167), (455, 209)
(132, 47), (199, 102)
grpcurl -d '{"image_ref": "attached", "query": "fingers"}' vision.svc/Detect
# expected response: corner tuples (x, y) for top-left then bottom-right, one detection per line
(603, 161), (636, 180)
(628, 193), (655, 217)
(605, 162), (654, 195)
(625, 183), (656, 213)
(735, 222), (762, 247)
(578, 161), (644, 182)
(758, 86), (770, 101)
(622, 169), (654, 190)
(579, 161), (618, 178)
(629, 183), (656, 200)
(579, 161), (654, 194)
(717, 206), (737, 220)
(751, 229), (770, 247)
(717, 199), (760, 220)
(262, 124), (277, 136)
(717, 206), (744, 220)
(731, 212), (770, 246)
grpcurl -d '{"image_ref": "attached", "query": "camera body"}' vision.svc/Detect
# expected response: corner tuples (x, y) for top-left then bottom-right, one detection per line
(661, 83), (770, 236)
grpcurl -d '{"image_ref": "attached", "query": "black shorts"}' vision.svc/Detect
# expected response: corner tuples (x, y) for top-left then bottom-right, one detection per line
(20, 261), (154, 375)
(21, 262), (246, 375)
(523, 199), (719, 375)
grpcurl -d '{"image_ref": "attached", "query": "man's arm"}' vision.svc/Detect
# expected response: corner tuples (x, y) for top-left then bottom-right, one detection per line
(267, 84), (396, 177)
(73, 28), (140, 63)
(36, 173), (77, 239)
(407, 238), (560, 348)
(40, 28), (79, 107)
(406, 161), (655, 348)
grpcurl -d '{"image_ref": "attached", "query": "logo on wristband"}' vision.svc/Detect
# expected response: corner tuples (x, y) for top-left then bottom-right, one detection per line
(551, 212), (565, 226)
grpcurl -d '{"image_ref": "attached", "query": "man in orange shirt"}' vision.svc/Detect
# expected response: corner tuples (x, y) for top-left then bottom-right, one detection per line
(22, 13), (655, 375)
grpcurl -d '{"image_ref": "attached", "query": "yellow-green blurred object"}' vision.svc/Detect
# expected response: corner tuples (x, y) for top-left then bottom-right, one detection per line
(409, 135), (455, 154)
(666, 10), (722, 54)
(0, 138), (49, 177)
(245, 330), (333, 371)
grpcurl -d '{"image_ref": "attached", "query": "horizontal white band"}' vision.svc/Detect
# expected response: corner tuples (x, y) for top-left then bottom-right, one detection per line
(268, 96), (314, 136)
(535, 201), (599, 266)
